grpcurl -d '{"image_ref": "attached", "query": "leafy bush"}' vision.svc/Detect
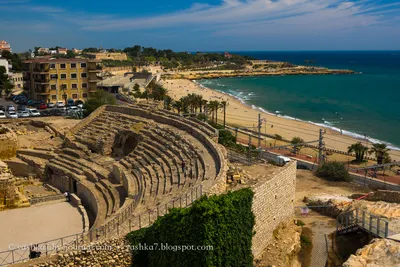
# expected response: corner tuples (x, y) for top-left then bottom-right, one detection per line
(296, 220), (306, 227)
(300, 235), (311, 246)
(126, 189), (255, 267)
(315, 161), (352, 182)
(83, 90), (116, 117)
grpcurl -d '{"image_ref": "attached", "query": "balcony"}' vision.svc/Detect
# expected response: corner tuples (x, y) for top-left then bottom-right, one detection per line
(35, 85), (50, 95)
(34, 76), (50, 84)
(33, 63), (50, 73)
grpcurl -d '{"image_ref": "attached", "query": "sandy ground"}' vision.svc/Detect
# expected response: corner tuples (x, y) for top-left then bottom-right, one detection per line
(162, 79), (400, 162)
(0, 202), (83, 252)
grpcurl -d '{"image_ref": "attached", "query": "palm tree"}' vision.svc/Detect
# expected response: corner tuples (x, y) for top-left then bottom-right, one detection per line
(200, 99), (208, 114)
(221, 100), (228, 129)
(291, 137), (304, 155)
(369, 143), (390, 165)
(173, 100), (183, 114)
(208, 100), (221, 124)
(164, 95), (173, 110)
(347, 142), (368, 162)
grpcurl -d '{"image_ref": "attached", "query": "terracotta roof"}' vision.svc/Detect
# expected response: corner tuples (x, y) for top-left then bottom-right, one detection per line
(23, 58), (101, 64)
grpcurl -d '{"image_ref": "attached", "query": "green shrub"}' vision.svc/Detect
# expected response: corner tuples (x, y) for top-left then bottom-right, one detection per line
(300, 235), (311, 246)
(316, 161), (352, 182)
(296, 220), (306, 227)
(126, 188), (255, 267)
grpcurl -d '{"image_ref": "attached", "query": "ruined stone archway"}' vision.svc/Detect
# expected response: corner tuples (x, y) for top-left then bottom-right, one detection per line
(111, 131), (142, 158)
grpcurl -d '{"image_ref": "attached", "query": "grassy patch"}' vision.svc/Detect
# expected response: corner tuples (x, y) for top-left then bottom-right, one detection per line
(298, 227), (313, 267)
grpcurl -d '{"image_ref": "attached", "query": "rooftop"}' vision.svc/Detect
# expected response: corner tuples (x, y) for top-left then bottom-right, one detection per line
(23, 58), (100, 64)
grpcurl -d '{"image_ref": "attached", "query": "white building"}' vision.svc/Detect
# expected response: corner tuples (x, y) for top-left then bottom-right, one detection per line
(0, 57), (11, 74)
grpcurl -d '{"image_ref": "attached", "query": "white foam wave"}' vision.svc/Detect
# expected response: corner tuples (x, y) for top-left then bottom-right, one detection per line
(195, 80), (400, 151)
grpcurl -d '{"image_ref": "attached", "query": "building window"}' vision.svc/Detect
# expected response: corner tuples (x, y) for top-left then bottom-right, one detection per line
(82, 83), (88, 88)
(60, 74), (67, 79)
(81, 63), (87, 68)
(51, 95), (57, 100)
(81, 73), (87, 78)
(71, 73), (77, 79)
(72, 94), (78, 99)
(60, 64), (66, 69)
(50, 64), (56, 69)
(71, 63), (77, 68)
(82, 93), (88, 98)
(72, 84), (77, 89)
(51, 84), (57, 90)
(17, 84), (21, 88)
(50, 74), (58, 80)
(61, 84), (68, 90)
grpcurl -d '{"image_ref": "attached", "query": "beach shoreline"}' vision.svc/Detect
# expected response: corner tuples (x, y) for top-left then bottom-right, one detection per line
(162, 78), (400, 161)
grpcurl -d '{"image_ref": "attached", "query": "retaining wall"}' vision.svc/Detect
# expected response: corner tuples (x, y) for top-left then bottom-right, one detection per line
(251, 160), (297, 258)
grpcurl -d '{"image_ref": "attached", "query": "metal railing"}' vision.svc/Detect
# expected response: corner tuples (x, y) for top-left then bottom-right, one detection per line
(0, 185), (203, 266)
(336, 208), (390, 238)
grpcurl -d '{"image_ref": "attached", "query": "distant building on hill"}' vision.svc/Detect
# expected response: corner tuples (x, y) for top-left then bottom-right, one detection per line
(37, 48), (50, 55)
(0, 40), (11, 53)
(57, 48), (68, 55)
(72, 48), (83, 54)
(224, 52), (232, 59)
(87, 52), (128, 61)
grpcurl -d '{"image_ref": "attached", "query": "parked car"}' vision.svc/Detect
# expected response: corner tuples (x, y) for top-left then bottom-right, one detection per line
(17, 105), (27, 111)
(27, 100), (35, 107)
(56, 101), (66, 108)
(0, 105), (5, 111)
(17, 110), (30, 118)
(74, 100), (84, 109)
(6, 111), (18, 119)
(0, 111), (6, 119)
(7, 105), (15, 112)
(47, 102), (55, 108)
(28, 108), (41, 117)
(38, 103), (47, 110)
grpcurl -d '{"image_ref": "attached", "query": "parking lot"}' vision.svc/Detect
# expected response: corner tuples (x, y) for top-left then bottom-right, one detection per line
(0, 98), (83, 119)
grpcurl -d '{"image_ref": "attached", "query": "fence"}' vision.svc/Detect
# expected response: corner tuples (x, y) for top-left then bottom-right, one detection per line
(0, 185), (203, 266)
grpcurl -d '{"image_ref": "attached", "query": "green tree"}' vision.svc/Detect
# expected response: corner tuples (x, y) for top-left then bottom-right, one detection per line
(291, 137), (304, 154)
(0, 66), (13, 97)
(66, 50), (76, 58)
(133, 83), (140, 92)
(83, 90), (116, 116)
(172, 100), (183, 114)
(369, 143), (390, 165)
(347, 142), (369, 162)
(316, 161), (351, 182)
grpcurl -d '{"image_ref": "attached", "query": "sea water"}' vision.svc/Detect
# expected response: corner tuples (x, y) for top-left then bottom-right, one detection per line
(197, 51), (400, 149)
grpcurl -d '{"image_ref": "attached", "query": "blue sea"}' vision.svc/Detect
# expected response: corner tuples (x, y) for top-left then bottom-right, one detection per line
(197, 51), (400, 149)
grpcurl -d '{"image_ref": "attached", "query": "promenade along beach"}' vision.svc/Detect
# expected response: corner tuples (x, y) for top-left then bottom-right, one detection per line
(159, 51), (400, 162)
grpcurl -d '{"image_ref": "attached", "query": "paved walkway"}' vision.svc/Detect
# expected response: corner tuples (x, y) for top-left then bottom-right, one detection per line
(0, 202), (83, 252)
(310, 220), (336, 267)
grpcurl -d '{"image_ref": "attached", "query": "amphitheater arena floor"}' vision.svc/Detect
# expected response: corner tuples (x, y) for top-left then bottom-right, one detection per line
(0, 203), (83, 252)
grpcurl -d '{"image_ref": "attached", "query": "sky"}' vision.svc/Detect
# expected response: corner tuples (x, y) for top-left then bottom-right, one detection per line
(1, 0), (400, 52)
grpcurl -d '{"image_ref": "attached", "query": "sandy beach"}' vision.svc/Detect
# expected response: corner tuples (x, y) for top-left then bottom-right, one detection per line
(162, 79), (400, 162)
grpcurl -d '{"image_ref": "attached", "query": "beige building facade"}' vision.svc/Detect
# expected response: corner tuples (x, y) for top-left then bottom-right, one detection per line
(23, 58), (100, 102)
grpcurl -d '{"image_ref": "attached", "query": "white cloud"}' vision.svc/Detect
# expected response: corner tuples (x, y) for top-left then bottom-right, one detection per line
(69, 0), (398, 32)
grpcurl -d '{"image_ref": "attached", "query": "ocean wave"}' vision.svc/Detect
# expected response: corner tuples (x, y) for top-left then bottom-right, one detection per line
(196, 81), (400, 151)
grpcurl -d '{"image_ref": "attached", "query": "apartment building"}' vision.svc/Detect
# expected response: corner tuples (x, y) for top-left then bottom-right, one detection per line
(23, 58), (100, 102)
(0, 40), (11, 52)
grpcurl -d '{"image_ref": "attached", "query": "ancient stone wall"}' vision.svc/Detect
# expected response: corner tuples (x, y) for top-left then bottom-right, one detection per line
(352, 190), (400, 203)
(0, 126), (18, 159)
(251, 161), (297, 259)
(76, 182), (99, 228)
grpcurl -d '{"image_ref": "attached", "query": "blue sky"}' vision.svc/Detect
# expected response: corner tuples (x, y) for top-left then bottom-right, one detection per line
(1, 0), (400, 52)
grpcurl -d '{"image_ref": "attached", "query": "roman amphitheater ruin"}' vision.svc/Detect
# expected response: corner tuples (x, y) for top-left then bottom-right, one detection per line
(0, 102), (301, 266)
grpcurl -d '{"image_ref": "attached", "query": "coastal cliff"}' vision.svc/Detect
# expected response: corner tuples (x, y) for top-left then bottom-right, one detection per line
(163, 66), (356, 80)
